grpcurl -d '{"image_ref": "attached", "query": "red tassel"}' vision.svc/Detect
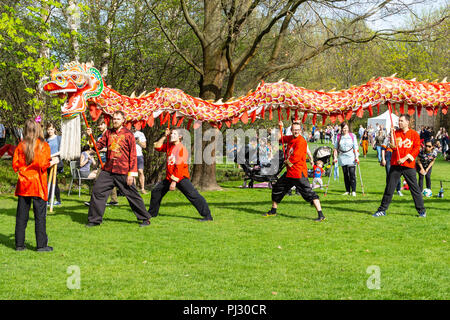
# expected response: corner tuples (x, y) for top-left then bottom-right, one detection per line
(322, 115), (327, 126)
(302, 112), (308, 123)
(251, 111), (256, 123)
(399, 102), (405, 114)
(176, 117), (184, 127)
(241, 111), (248, 124)
(368, 105), (373, 117)
(312, 114), (317, 125)
(225, 120), (231, 128)
(337, 114), (344, 123)
(391, 102), (397, 115)
(417, 105), (422, 118)
(294, 109), (299, 121)
(285, 108), (290, 120)
(345, 110), (353, 120)
(147, 112), (155, 127)
(232, 116), (239, 124)
(377, 103), (380, 114)
(260, 106), (265, 120)
(89, 104), (102, 122)
(408, 104), (415, 115)
(187, 119), (193, 130)
(172, 112), (178, 126)
(426, 108), (433, 116)
(134, 121), (142, 131)
(330, 114), (337, 124)
(104, 115), (111, 126)
(442, 106), (448, 115)
(269, 107), (273, 120)
(356, 107), (364, 118)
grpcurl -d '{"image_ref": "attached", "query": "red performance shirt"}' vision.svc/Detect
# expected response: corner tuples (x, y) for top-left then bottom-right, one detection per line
(281, 135), (308, 179)
(391, 128), (421, 168)
(155, 142), (190, 182)
(13, 139), (51, 201)
(95, 127), (138, 176)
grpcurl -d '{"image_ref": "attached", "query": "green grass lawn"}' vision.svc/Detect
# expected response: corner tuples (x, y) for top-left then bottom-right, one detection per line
(0, 148), (448, 300)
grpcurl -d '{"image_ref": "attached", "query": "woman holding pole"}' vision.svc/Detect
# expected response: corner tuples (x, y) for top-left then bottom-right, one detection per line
(45, 122), (62, 207)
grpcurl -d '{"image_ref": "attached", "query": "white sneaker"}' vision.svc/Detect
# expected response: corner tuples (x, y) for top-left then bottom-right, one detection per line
(397, 191), (404, 196)
(351, 192), (356, 196)
(342, 192), (349, 195)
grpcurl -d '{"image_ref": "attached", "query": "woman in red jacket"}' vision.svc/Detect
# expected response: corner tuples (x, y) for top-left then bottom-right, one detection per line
(12, 119), (57, 251)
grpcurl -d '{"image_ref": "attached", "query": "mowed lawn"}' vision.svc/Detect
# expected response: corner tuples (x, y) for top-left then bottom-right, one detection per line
(0, 149), (448, 300)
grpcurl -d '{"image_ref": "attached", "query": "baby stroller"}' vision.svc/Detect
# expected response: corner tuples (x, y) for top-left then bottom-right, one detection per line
(308, 146), (333, 178)
(234, 146), (285, 188)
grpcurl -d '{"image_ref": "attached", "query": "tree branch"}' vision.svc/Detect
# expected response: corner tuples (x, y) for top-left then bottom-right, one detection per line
(145, 1), (204, 76)
(180, 0), (207, 49)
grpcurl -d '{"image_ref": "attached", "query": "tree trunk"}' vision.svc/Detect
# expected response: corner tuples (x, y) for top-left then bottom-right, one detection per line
(190, 0), (228, 191)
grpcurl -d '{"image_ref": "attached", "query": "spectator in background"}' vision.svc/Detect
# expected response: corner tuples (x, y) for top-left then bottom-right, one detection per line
(416, 142), (438, 192)
(131, 126), (147, 194)
(334, 122), (359, 196)
(374, 130), (385, 162)
(358, 125), (365, 141)
(0, 120), (6, 147)
(13, 118), (57, 252)
(45, 122), (62, 206)
(361, 130), (369, 158)
(79, 145), (98, 179)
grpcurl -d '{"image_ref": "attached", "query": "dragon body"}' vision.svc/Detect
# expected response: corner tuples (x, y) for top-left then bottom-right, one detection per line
(43, 62), (449, 131)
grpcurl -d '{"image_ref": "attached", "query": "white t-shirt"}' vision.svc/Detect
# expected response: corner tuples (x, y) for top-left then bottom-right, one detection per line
(134, 131), (147, 157)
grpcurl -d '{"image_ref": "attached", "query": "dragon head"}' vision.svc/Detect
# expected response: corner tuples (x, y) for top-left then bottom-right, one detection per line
(43, 61), (104, 117)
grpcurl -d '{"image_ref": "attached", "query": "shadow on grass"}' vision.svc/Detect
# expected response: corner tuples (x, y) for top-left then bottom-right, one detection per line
(0, 232), (17, 250)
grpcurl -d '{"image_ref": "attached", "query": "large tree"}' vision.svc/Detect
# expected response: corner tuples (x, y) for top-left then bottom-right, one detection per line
(147, 0), (448, 190)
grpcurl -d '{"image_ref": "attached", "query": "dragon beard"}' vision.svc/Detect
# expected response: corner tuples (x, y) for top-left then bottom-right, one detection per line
(60, 114), (81, 160)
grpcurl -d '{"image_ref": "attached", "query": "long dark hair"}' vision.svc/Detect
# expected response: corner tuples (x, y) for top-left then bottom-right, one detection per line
(23, 119), (44, 165)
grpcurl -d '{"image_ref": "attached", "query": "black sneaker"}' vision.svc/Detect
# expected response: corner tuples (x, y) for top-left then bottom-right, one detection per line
(263, 210), (277, 217)
(107, 201), (119, 206)
(314, 216), (326, 222)
(16, 246), (26, 251)
(37, 246), (53, 252)
(199, 216), (213, 222)
(85, 222), (100, 228)
(139, 220), (151, 227)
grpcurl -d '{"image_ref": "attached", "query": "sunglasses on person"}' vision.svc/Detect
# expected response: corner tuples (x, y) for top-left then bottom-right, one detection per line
(425, 145), (433, 148)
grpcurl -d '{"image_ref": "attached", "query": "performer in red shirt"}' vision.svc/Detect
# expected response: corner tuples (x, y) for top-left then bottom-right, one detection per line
(148, 128), (212, 221)
(374, 114), (426, 217)
(13, 119), (57, 251)
(265, 121), (325, 222)
(86, 111), (152, 227)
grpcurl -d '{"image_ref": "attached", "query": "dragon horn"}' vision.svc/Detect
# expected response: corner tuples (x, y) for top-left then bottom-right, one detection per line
(138, 91), (147, 98)
(390, 73), (397, 78)
(441, 77), (447, 83)
(130, 91), (136, 98)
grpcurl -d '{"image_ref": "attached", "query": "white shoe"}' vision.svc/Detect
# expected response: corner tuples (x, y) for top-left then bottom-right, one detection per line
(342, 192), (349, 195)
(397, 191), (404, 196)
(351, 192), (356, 196)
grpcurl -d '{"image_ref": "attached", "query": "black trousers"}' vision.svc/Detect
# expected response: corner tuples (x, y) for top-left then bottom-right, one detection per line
(378, 166), (425, 214)
(15, 196), (48, 249)
(385, 151), (401, 192)
(88, 170), (151, 224)
(272, 173), (319, 204)
(418, 166), (432, 191)
(148, 178), (211, 218)
(342, 165), (356, 193)
(47, 168), (61, 202)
